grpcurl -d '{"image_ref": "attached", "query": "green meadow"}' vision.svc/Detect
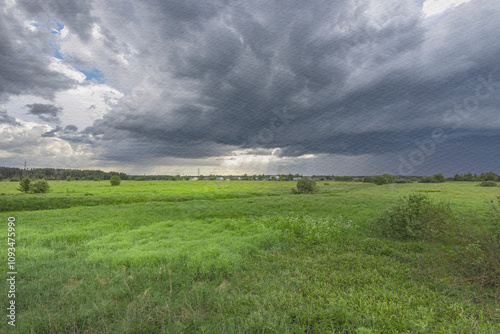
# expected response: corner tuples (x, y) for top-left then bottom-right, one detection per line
(1, 180), (499, 333)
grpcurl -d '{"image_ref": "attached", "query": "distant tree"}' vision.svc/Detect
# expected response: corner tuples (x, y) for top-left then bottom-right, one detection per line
(485, 172), (497, 181)
(432, 173), (445, 183)
(373, 175), (388, 185)
(463, 173), (474, 181)
(418, 177), (433, 183)
(382, 174), (396, 183)
(110, 175), (121, 186)
(18, 177), (31, 193)
(294, 178), (318, 194)
(363, 176), (375, 183)
(30, 179), (50, 193)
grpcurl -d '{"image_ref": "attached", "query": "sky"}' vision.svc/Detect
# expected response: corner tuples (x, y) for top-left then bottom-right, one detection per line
(0, 0), (499, 176)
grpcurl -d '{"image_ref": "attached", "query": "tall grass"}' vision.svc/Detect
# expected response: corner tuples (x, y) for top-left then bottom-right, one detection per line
(371, 192), (500, 288)
(1, 182), (499, 332)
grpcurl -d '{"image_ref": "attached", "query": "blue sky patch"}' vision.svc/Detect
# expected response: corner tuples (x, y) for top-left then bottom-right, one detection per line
(74, 67), (106, 83)
(49, 41), (64, 59)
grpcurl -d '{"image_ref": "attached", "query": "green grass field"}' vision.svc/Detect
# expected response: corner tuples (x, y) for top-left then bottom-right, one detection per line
(1, 180), (499, 333)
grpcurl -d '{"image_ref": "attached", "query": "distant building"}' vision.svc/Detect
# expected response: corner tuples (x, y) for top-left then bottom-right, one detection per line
(189, 177), (198, 181)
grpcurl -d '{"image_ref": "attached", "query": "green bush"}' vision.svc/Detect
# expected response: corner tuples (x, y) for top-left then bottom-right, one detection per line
(373, 175), (388, 185)
(110, 175), (121, 186)
(294, 178), (318, 194)
(428, 202), (500, 287)
(479, 181), (497, 187)
(30, 179), (50, 193)
(373, 193), (500, 287)
(371, 193), (442, 240)
(17, 177), (31, 193)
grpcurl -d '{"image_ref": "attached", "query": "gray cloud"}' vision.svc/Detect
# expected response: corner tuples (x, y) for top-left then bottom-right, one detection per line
(17, 0), (97, 41)
(0, 4), (76, 99)
(26, 104), (62, 117)
(0, 108), (20, 125)
(65, 124), (78, 131)
(1, 0), (500, 175)
(25, 103), (62, 123)
(88, 0), (487, 164)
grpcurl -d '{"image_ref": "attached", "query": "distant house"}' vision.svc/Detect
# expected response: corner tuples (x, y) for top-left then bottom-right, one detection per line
(293, 177), (302, 181)
(189, 177), (198, 181)
(216, 177), (224, 181)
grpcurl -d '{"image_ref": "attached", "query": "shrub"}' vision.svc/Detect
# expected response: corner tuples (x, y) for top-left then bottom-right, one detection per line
(94, 178), (101, 181)
(373, 175), (388, 185)
(66, 176), (73, 181)
(110, 175), (121, 186)
(30, 179), (50, 193)
(17, 177), (31, 193)
(373, 193), (500, 287)
(294, 178), (318, 194)
(135, 176), (149, 181)
(428, 202), (500, 287)
(479, 181), (497, 187)
(371, 193), (443, 240)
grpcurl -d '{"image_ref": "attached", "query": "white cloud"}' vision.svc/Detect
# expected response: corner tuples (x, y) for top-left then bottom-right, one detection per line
(4, 82), (123, 131)
(54, 84), (123, 130)
(422, 0), (473, 17)
(49, 58), (86, 83)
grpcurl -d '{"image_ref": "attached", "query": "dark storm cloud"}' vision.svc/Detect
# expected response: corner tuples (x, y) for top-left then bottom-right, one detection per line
(4, 0), (499, 175)
(88, 0), (435, 161)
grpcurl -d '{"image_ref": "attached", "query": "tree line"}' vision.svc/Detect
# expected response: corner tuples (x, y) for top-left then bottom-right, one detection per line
(0, 167), (129, 181)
